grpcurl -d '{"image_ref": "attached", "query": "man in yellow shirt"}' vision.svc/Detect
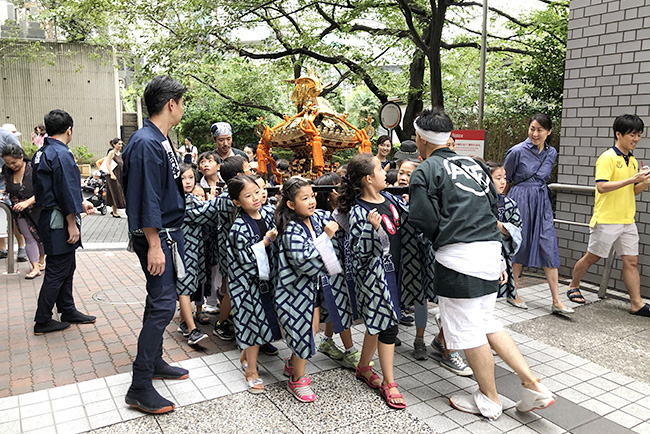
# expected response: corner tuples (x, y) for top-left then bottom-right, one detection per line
(567, 114), (650, 317)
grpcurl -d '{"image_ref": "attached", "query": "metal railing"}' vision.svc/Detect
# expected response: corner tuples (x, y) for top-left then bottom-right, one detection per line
(548, 182), (613, 298)
(548, 183), (595, 194)
(0, 202), (15, 274)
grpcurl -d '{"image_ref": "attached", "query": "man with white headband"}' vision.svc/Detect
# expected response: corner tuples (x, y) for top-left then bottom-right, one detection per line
(409, 108), (554, 420)
(210, 121), (248, 160)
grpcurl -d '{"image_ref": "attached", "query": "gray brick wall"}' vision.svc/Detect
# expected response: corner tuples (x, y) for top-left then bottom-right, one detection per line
(558, 0), (650, 298)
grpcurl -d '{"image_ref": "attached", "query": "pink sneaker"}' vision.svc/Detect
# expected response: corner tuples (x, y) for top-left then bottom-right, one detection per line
(287, 376), (315, 402)
(283, 358), (294, 377)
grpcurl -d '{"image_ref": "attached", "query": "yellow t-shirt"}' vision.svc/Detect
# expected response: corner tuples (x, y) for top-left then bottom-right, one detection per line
(590, 148), (638, 227)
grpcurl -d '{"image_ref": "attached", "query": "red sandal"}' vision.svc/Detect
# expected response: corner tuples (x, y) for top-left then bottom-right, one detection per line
(380, 382), (406, 409)
(355, 365), (381, 389)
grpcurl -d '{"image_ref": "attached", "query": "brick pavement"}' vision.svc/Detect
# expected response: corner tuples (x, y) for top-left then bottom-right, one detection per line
(0, 250), (236, 398)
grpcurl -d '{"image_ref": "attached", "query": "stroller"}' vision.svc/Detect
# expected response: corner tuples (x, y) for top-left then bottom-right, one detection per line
(82, 171), (108, 215)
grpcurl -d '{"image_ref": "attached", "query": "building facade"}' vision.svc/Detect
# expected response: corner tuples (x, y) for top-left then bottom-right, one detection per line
(0, 42), (121, 159)
(557, 0), (650, 297)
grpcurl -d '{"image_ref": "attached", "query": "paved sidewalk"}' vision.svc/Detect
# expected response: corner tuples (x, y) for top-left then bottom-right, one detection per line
(2, 207), (650, 433)
(1, 244), (649, 433)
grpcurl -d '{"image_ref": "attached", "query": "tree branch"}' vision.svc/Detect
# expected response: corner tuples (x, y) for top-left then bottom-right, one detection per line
(447, 19), (521, 43)
(188, 74), (284, 118)
(320, 70), (352, 97)
(396, 0), (429, 53)
(448, 1), (567, 45)
(441, 41), (532, 55)
(212, 33), (389, 102)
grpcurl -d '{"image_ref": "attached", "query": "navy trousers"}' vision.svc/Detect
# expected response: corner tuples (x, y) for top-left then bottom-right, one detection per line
(34, 251), (76, 324)
(130, 231), (183, 390)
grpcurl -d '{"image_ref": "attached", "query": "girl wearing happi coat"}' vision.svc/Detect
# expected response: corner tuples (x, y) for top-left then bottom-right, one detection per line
(312, 172), (361, 369)
(226, 175), (282, 394)
(274, 177), (344, 403)
(176, 163), (220, 346)
(337, 152), (425, 410)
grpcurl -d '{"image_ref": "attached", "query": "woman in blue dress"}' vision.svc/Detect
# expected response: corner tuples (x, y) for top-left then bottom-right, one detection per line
(504, 114), (573, 314)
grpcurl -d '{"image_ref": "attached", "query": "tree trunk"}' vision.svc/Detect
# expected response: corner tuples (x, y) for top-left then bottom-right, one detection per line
(428, 0), (447, 109)
(400, 50), (426, 141)
(429, 48), (443, 109)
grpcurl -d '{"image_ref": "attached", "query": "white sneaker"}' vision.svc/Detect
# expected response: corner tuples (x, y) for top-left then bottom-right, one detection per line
(516, 382), (555, 412)
(450, 390), (502, 420)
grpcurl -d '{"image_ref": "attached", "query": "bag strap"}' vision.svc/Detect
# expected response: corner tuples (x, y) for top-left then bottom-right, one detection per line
(512, 148), (549, 187)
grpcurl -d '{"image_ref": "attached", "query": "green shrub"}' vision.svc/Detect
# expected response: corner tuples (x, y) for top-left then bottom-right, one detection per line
(21, 142), (39, 159)
(71, 145), (95, 164)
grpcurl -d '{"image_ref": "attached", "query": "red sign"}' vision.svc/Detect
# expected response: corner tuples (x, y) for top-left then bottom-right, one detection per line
(451, 129), (485, 158)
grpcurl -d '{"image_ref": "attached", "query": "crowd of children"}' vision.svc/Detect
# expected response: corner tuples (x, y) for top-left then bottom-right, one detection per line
(170, 133), (537, 414)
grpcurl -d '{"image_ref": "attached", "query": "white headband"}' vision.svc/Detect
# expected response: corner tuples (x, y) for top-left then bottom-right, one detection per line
(413, 121), (451, 145)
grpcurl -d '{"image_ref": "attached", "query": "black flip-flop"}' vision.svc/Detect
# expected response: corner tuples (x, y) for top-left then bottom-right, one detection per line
(567, 288), (586, 304)
(632, 303), (650, 317)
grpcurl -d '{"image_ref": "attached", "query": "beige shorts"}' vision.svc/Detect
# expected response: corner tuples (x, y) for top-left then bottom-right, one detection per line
(438, 293), (503, 350)
(587, 223), (639, 258)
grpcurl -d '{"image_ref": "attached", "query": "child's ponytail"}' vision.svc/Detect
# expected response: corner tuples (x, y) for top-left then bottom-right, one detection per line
(337, 153), (376, 214)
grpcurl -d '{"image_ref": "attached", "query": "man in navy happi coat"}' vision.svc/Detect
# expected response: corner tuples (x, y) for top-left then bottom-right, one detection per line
(122, 75), (187, 414)
(32, 109), (96, 335)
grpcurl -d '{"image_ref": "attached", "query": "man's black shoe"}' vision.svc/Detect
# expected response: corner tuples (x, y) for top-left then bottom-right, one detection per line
(34, 319), (70, 335)
(152, 363), (189, 380)
(60, 310), (96, 324)
(125, 388), (175, 414)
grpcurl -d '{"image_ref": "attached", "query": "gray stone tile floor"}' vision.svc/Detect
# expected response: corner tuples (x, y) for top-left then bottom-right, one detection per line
(1, 279), (650, 433)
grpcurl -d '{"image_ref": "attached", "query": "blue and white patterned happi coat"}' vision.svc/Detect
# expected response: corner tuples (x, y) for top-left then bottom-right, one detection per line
(227, 206), (280, 350)
(216, 190), (236, 273)
(274, 210), (346, 359)
(314, 210), (355, 332)
(177, 193), (220, 296)
(497, 194), (523, 299)
(348, 194), (427, 335)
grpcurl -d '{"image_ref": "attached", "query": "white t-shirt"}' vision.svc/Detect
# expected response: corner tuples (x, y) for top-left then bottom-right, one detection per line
(180, 145), (197, 162)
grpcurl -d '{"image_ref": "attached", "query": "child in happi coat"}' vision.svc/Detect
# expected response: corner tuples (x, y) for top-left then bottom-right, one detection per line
(198, 151), (223, 316)
(197, 151), (222, 199)
(313, 172), (361, 369)
(213, 156), (250, 342)
(488, 161), (523, 303)
(176, 163), (220, 345)
(274, 177), (343, 402)
(226, 175), (282, 394)
(337, 153), (424, 410)
(395, 159), (435, 360)
(187, 183), (210, 324)
(251, 173), (274, 212)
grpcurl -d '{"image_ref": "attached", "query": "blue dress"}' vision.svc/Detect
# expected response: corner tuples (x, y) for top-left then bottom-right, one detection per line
(504, 138), (559, 268)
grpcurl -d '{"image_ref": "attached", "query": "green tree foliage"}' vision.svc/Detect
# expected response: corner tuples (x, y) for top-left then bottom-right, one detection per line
(346, 85), (382, 131)
(508, 1), (569, 120)
(70, 145), (95, 164)
(33, 0), (568, 154)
